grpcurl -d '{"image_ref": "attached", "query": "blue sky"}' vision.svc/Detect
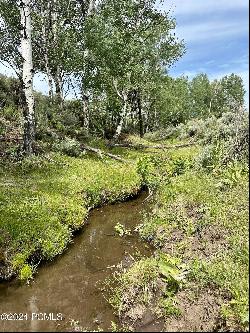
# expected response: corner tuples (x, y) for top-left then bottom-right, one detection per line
(0, 0), (249, 105)
(166, 0), (249, 106)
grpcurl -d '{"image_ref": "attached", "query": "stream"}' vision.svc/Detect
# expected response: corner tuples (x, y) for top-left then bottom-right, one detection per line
(0, 191), (152, 332)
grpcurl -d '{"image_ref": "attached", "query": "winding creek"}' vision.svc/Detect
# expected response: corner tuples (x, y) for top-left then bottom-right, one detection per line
(0, 192), (153, 332)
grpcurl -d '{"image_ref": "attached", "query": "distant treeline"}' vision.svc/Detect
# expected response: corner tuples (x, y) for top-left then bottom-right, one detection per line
(0, 72), (246, 140)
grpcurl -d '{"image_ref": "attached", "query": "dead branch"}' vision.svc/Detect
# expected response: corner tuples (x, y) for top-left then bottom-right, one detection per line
(80, 144), (128, 163)
(107, 142), (196, 150)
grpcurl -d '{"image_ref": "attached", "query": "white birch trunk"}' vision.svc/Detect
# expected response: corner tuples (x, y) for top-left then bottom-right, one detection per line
(87, 0), (96, 16)
(50, 0), (63, 109)
(55, 66), (63, 110)
(82, 93), (90, 132)
(80, 0), (97, 132)
(19, 0), (35, 154)
(113, 93), (128, 140)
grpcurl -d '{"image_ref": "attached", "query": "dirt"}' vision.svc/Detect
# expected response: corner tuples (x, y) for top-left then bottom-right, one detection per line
(160, 199), (229, 262)
(153, 207), (231, 332)
(119, 276), (228, 332)
(122, 305), (165, 332)
(164, 285), (227, 332)
(118, 202), (232, 332)
(120, 275), (230, 332)
(0, 261), (13, 281)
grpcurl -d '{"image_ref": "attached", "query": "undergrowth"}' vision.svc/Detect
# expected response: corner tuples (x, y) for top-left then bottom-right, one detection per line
(0, 152), (141, 280)
(108, 138), (249, 331)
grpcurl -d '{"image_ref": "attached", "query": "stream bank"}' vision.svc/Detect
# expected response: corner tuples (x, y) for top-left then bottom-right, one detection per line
(0, 191), (152, 332)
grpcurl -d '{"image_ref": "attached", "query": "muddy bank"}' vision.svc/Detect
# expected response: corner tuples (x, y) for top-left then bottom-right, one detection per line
(0, 191), (152, 332)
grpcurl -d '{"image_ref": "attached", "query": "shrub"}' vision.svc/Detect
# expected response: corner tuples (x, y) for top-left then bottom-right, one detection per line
(196, 144), (220, 170)
(178, 118), (209, 140)
(194, 110), (249, 168)
(20, 264), (33, 281)
(137, 155), (165, 190)
(51, 137), (82, 157)
(144, 126), (180, 141)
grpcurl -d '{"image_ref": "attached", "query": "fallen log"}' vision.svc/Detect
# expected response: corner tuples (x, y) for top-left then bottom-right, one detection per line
(107, 142), (196, 150)
(80, 144), (128, 163)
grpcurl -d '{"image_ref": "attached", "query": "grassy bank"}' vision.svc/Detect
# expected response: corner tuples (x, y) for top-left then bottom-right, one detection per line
(0, 133), (248, 331)
(107, 142), (249, 331)
(0, 149), (141, 281)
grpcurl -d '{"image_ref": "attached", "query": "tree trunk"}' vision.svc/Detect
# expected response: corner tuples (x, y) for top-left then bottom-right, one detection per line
(107, 142), (196, 150)
(47, 72), (53, 101)
(19, 0), (35, 155)
(113, 93), (128, 141)
(79, 0), (96, 131)
(51, 1), (63, 110)
(137, 91), (144, 138)
(55, 67), (63, 110)
(87, 0), (96, 16)
(43, 45), (53, 101)
(208, 81), (219, 115)
(81, 93), (89, 133)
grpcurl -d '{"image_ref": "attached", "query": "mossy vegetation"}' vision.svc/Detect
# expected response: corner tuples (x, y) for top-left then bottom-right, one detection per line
(0, 152), (141, 280)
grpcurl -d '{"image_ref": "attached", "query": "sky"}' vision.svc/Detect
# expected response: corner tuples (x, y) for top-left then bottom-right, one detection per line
(0, 0), (249, 105)
(166, 0), (249, 106)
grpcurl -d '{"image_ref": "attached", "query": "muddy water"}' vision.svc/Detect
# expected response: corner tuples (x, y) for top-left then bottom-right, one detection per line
(0, 192), (152, 332)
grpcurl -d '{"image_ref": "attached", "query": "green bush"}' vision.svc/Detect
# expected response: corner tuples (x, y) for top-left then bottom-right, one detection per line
(51, 137), (82, 157)
(178, 118), (211, 140)
(137, 155), (165, 190)
(192, 111), (249, 169)
(144, 126), (179, 141)
(196, 144), (220, 170)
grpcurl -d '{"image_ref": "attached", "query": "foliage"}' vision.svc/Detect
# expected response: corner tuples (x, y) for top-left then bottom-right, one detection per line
(114, 223), (131, 237)
(108, 257), (159, 314)
(196, 111), (249, 169)
(19, 264), (33, 282)
(51, 137), (82, 157)
(137, 143), (248, 329)
(158, 253), (188, 288)
(0, 152), (141, 280)
(108, 253), (186, 321)
(0, 0), (248, 328)
(136, 155), (165, 190)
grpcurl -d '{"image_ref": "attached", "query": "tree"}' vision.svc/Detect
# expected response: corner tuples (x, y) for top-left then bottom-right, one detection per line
(151, 76), (191, 128)
(189, 73), (212, 118)
(32, 0), (79, 108)
(211, 74), (245, 116)
(0, 0), (35, 154)
(86, 0), (184, 139)
(19, 0), (35, 154)
(0, 0), (21, 74)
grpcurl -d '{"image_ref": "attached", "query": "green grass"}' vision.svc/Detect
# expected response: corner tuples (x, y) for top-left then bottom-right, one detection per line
(0, 136), (248, 330)
(107, 253), (186, 321)
(0, 152), (141, 279)
(109, 143), (249, 331)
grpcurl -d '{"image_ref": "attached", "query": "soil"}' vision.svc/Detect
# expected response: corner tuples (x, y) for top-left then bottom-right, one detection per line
(119, 203), (232, 332)
(164, 285), (228, 332)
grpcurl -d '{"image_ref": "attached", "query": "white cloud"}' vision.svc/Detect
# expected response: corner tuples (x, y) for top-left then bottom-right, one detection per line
(165, 0), (249, 16)
(176, 19), (248, 43)
(157, 0), (249, 45)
